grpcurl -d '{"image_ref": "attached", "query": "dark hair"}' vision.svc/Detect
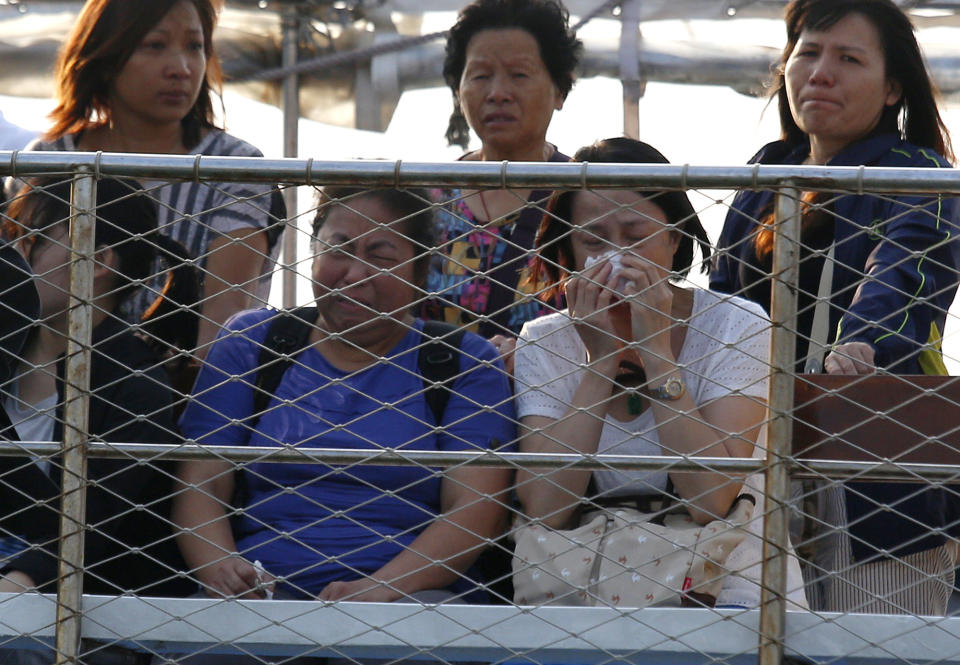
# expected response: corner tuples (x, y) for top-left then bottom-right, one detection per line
(311, 187), (437, 288)
(774, 0), (952, 161)
(442, 0), (582, 148)
(46, 0), (223, 149)
(4, 178), (200, 352)
(529, 137), (712, 302)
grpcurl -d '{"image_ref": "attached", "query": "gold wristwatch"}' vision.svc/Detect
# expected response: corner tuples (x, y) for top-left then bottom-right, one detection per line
(649, 376), (685, 401)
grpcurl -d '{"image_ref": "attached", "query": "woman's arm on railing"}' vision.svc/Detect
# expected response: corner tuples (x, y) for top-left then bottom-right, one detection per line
(173, 459), (273, 599)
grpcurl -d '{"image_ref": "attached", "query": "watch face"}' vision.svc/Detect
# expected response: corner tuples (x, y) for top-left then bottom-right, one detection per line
(656, 377), (684, 400)
(665, 378), (683, 399)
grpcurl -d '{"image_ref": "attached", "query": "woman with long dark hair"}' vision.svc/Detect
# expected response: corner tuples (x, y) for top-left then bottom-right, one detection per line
(0, 178), (198, 610)
(513, 138), (808, 609)
(23, 0), (283, 356)
(710, 0), (959, 614)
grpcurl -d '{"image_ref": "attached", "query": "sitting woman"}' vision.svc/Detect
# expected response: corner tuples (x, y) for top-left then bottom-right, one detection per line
(0, 177), (198, 599)
(512, 138), (806, 608)
(175, 187), (515, 603)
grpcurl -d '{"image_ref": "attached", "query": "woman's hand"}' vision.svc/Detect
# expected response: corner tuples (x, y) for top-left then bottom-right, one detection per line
(198, 557), (276, 600)
(318, 578), (401, 603)
(488, 334), (517, 375)
(824, 342), (876, 374)
(565, 260), (622, 368)
(0, 570), (35, 593)
(618, 254), (675, 361)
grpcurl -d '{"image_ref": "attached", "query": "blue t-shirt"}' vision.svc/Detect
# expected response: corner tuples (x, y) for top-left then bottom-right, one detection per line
(181, 309), (516, 598)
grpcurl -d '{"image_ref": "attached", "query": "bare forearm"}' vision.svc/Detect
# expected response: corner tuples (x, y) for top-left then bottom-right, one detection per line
(196, 229), (268, 357)
(643, 359), (758, 523)
(367, 500), (506, 599)
(517, 364), (616, 527)
(173, 461), (239, 577)
(174, 488), (240, 573)
(196, 287), (255, 356)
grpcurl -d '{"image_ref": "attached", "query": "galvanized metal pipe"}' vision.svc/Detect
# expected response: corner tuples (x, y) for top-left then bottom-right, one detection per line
(758, 187), (801, 665)
(4, 152), (960, 194)
(5, 441), (959, 481)
(281, 4), (300, 309)
(54, 171), (97, 665)
(619, 0), (643, 139)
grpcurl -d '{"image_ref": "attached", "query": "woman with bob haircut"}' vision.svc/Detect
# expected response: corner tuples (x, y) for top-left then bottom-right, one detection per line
(710, 0), (959, 614)
(512, 137), (807, 609)
(0, 178), (198, 649)
(174, 187), (514, 611)
(420, 0), (582, 363)
(23, 0), (284, 356)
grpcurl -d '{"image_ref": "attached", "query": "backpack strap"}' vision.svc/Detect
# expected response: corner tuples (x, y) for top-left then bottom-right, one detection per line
(249, 306), (317, 430)
(419, 320), (467, 425)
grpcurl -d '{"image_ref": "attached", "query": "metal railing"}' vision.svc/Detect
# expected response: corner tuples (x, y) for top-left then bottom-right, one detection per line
(1, 153), (958, 665)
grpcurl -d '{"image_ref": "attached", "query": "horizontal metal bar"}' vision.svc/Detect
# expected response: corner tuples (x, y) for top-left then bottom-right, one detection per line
(3, 594), (960, 664)
(4, 441), (960, 481)
(4, 151), (960, 193)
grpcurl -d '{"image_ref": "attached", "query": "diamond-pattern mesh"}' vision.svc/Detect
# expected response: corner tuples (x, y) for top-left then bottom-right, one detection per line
(0, 157), (958, 665)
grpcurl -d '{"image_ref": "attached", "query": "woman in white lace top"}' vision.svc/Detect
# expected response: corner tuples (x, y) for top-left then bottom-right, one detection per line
(514, 137), (770, 530)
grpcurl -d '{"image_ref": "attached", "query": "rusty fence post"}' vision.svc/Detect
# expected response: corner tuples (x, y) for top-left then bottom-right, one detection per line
(54, 169), (97, 665)
(758, 185), (801, 665)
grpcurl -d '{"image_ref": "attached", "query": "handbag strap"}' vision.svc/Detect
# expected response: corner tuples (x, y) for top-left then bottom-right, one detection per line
(803, 243), (835, 374)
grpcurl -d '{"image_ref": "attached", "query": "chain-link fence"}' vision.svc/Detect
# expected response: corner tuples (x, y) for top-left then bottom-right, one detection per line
(1, 153), (959, 665)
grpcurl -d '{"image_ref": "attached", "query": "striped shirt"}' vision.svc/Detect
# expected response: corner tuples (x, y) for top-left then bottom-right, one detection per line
(27, 130), (284, 320)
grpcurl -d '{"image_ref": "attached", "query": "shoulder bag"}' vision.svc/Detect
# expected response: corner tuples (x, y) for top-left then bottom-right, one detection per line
(512, 493), (755, 608)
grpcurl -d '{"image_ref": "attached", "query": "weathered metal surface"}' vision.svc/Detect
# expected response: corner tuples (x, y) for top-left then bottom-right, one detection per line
(54, 170), (96, 665)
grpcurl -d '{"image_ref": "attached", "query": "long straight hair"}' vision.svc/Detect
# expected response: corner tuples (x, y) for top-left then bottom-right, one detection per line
(46, 0), (224, 149)
(755, 0), (953, 262)
(772, 0), (952, 161)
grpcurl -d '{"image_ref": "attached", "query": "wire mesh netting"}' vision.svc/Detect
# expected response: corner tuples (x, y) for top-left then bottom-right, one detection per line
(0, 154), (959, 665)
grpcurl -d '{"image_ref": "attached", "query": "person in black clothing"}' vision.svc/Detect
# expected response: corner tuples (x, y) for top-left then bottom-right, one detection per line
(0, 242), (39, 387)
(0, 177), (199, 601)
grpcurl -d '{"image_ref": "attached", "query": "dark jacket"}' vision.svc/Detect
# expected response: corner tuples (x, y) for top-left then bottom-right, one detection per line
(0, 316), (191, 596)
(0, 244), (39, 385)
(710, 133), (960, 561)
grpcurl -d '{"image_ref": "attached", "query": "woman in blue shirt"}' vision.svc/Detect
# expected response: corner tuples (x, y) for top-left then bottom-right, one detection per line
(175, 187), (515, 603)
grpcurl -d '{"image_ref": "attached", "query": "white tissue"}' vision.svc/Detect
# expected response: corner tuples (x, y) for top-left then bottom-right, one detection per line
(253, 559), (274, 600)
(584, 250), (635, 296)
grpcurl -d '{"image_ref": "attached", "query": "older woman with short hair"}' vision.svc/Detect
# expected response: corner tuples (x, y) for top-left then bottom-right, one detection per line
(420, 0), (582, 359)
